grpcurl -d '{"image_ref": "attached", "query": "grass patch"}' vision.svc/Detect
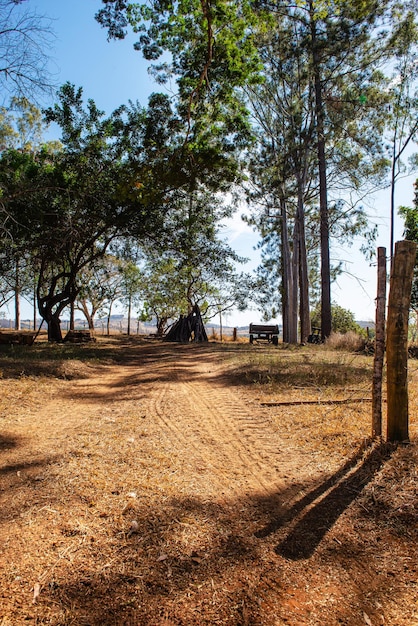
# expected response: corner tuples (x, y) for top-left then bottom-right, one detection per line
(220, 343), (373, 392)
(0, 335), (152, 379)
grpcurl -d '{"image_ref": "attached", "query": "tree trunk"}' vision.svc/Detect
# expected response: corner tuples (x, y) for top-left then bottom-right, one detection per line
(14, 259), (21, 331)
(280, 197), (293, 343)
(386, 240), (416, 442)
(78, 300), (96, 331)
(310, 2), (331, 341)
(372, 247), (387, 438)
(296, 180), (310, 344)
(290, 209), (300, 345)
(38, 295), (66, 343)
(33, 280), (37, 331)
(157, 316), (167, 336)
(44, 310), (63, 342)
(390, 153), (397, 267)
(127, 295), (132, 336)
(36, 260), (79, 342)
(70, 301), (75, 331)
(299, 237), (310, 343)
(107, 302), (112, 336)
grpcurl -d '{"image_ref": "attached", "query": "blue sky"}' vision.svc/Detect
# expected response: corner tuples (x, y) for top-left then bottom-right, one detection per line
(14, 2), (418, 326)
(32, 0), (157, 113)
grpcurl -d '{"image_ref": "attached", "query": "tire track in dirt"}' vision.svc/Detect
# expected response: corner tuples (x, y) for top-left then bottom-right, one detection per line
(182, 380), (283, 485)
(143, 364), (286, 501)
(144, 381), (246, 499)
(33, 348), (294, 505)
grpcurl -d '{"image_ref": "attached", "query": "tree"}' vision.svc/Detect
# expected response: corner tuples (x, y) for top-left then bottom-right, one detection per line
(1, 81), (248, 341)
(0, 97), (57, 329)
(38, 86), (163, 341)
(118, 257), (142, 335)
(0, 0), (55, 103)
(386, 10), (418, 262)
(92, 258), (128, 336)
(244, 15), (317, 343)
(95, 0), (262, 104)
(399, 180), (418, 320)
(0, 85), (159, 341)
(99, 0), (416, 347)
(298, 0), (394, 340)
(244, 2), (387, 342)
(311, 302), (362, 334)
(0, 96), (44, 151)
(107, 79), (254, 331)
(97, 2), (418, 344)
(75, 254), (123, 332)
(138, 257), (189, 336)
(140, 187), (251, 335)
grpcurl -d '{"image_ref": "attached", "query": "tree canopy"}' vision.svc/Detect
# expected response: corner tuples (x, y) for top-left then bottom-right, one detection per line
(1, 2), (418, 340)
(93, 0), (418, 342)
(399, 180), (418, 316)
(0, 80), (250, 339)
(0, 85), (159, 340)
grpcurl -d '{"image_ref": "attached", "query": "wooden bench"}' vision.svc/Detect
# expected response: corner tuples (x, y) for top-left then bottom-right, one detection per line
(249, 323), (279, 346)
(0, 331), (37, 346)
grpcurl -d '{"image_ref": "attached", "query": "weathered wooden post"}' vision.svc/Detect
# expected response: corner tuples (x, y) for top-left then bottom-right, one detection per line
(372, 247), (387, 438)
(386, 240), (417, 442)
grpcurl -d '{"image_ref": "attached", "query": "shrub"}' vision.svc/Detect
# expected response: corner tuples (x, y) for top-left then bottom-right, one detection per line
(326, 331), (367, 352)
(311, 302), (365, 335)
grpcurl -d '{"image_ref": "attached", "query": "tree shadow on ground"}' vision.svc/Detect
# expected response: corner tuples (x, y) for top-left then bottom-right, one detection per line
(37, 443), (397, 625)
(42, 496), (267, 626)
(253, 441), (395, 560)
(0, 452), (61, 523)
(0, 432), (22, 450)
(0, 338), (220, 380)
(2, 441), (408, 625)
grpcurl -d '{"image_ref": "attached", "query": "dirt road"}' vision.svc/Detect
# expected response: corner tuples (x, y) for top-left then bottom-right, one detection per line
(0, 340), (417, 625)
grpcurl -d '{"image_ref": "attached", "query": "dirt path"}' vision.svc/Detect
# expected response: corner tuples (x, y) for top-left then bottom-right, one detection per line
(58, 343), (308, 501)
(0, 340), (417, 626)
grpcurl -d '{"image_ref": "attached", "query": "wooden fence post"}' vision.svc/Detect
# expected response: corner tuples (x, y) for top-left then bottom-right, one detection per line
(386, 240), (417, 442)
(372, 247), (387, 438)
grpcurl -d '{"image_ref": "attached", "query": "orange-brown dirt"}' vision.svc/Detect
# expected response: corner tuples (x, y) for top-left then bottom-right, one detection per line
(0, 337), (417, 625)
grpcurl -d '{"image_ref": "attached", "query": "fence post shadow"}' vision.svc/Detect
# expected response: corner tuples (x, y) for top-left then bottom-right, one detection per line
(254, 442), (394, 560)
(272, 441), (394, 560)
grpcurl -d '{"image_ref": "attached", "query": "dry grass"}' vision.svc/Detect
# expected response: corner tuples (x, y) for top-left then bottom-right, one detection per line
(325, 330), (368, 352)
(0, 337), (417, 626)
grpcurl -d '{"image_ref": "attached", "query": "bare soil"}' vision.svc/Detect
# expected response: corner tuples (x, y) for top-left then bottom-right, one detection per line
(0, 337), (417, 626)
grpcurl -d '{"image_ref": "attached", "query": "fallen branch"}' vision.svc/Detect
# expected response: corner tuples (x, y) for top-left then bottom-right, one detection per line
(261, 398), (374, 407)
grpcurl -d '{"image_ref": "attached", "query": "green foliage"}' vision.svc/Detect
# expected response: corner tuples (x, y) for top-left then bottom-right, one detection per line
(139, 186), (251, 333)
(399, 188), (418, 313)
(243, 0), (389, 337)
(75, 254), (137, 330)
(0, 85), (156, 340)
(386, 9), (418, 257)
(0, 80), (251, 338)
(96, 0), (264, 93)
(311, 302), (363, 334)
(96, 0), (260, 165)
(0, 97), (44, 151)
(137, 257), (190, 335)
